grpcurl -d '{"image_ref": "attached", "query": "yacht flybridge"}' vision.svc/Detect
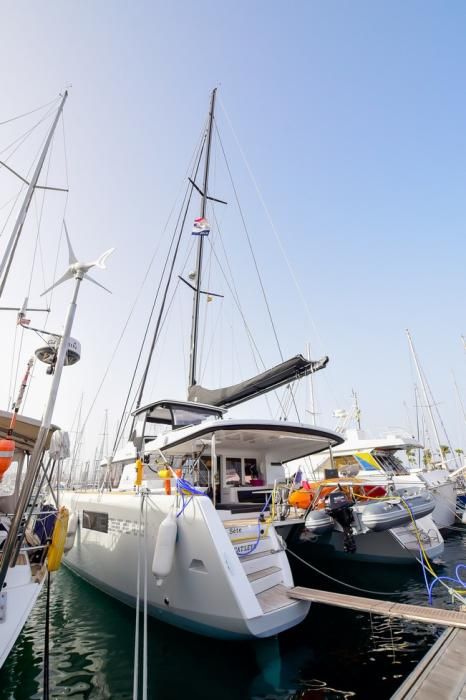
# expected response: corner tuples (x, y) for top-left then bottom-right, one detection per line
(64, 400), (343, 639)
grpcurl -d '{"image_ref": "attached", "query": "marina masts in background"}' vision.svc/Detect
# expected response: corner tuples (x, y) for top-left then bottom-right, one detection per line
(406, 329), (448, 469)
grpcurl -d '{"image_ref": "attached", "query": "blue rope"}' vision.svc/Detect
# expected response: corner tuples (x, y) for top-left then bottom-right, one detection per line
(427, 563), (466, 604)
(175, 477), (207, 518)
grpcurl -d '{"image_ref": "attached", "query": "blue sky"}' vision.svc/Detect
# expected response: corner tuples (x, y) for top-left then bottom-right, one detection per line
(1, 1), (466, 460)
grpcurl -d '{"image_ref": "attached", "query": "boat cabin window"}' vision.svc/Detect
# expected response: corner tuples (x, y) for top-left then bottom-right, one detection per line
(171, 454), (221, 487)
(132, 404), (221, 447)
(333, 455), (360, 476)
(171, 407), (219, 428)
(223, 457), (261, 487)
(109, 460), (135, 488)
(82, 510), (109, 533)
(225, 457), (242, 485)
(374, 453), (409, 475)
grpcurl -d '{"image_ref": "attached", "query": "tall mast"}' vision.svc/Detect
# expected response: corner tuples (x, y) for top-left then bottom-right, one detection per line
(306, 342), (316, 425)
(406, 329), (447, 469)
(0, 91), (68, 297)
(188, 88), (216, 389)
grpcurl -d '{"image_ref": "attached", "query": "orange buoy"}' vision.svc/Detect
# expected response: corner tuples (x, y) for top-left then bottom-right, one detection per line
(0, 438), (15, 478)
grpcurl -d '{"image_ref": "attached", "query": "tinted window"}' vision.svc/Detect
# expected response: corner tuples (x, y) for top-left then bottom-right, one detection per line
(82, 510), (108, 533)
(171, 407), (220, 427)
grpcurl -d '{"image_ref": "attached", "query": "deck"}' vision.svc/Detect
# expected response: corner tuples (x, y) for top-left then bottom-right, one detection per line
(391, 627), (466, 699)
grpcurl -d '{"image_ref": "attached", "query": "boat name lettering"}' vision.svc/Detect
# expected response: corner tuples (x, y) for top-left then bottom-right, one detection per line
(107, 518), (143, 535)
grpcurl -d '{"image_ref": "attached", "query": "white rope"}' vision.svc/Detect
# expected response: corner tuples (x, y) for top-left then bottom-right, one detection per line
(132, 495), (143, 700)
(142, 496), (148, 700)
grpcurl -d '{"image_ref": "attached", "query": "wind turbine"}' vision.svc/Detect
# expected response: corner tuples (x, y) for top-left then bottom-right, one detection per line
(41, 221), (114, 296)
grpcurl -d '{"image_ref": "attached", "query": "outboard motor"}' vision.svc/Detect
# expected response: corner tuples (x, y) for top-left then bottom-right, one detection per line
(325, 489), (356, 554)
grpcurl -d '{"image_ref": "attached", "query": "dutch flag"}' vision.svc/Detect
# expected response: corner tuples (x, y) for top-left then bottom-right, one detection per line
(192, 217), (210, 236)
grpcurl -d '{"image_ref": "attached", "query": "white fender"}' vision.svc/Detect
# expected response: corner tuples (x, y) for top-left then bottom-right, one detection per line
(152, 509), (177, 585)
(64, 511), (78, 552)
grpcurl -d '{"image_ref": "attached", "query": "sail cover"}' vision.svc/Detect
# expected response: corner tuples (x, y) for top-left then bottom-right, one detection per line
(188, 354), (329, 409)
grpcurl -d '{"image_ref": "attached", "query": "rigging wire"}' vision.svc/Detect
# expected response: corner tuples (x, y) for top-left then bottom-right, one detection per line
(10, 130), (57, 410)
(106, 133), (206, 457)
(111, 169), (200, 455)
(219, 95), (342, 412)
(206, 182), (289, 420)
(119, 161), (202, 449)
(214, 119), (284, 364)
(23, 116), (70, 413)
(0, 95), (60, 127)
(0, 101), (60, 161)
(74, 123), (208, 461)
(214, 118), (301, 422)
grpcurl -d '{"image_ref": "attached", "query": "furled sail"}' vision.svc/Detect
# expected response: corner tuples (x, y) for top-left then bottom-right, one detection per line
(188, 354), (329, 409)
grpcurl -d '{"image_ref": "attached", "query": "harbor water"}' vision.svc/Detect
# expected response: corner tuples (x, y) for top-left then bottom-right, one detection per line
(0, 527), (464, 699)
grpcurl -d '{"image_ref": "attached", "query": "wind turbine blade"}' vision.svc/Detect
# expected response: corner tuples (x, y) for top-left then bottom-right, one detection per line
(84, 273), (112, 294)
(63, 221), (78, 264)
(41, 270), (74, 296)
(92, 248), (115, 269)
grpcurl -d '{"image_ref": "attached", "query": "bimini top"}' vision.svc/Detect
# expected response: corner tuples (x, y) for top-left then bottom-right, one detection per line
(0, 410), (59, 452)
(148, 418), (344, 464)
(132, 400), (225, 430)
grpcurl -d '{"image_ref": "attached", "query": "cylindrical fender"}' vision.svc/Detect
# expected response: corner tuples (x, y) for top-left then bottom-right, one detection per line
(64, 511), (78, 552)
(152, 510), (177, 585)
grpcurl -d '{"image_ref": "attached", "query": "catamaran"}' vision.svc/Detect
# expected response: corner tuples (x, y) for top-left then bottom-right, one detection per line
(60, 89), (349, 640)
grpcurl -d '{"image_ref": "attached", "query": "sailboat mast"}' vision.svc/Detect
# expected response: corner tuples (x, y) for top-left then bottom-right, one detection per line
(406, 329), (447, 469)
(0, 91), (68, 297)
(188, 88), (216, 389)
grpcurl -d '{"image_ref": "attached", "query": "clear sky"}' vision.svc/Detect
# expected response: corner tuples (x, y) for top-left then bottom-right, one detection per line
(1, 1), (466, 462)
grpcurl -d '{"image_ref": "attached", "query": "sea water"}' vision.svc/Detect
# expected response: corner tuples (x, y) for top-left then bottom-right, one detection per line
(0, 528), (464, 699)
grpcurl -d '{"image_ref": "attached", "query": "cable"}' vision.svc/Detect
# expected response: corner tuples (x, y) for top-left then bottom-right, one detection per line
(0, 96), (60, 127)
(285, 545), (405, 597)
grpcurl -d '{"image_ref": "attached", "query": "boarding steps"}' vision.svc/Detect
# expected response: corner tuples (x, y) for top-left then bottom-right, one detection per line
(221, 514), (296, 614)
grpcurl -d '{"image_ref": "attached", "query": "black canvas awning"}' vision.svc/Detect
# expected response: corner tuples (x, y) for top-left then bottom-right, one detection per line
(188, 354), (329, 409)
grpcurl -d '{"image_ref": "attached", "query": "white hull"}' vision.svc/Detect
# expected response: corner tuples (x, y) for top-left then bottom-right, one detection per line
(415, 472), (456, 529)
(0, 559), (45, 668)
(61, 490), (309, 639)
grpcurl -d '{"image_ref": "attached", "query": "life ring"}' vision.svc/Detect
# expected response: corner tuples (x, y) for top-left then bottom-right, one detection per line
(0, 438), (15, 478)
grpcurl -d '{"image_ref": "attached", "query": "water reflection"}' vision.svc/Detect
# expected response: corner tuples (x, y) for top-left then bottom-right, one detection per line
(0, 529), (464, 699)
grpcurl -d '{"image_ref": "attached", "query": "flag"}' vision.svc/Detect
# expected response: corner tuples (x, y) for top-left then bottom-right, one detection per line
(192, 217), (210, 236)
(17, 314), (30, 326)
